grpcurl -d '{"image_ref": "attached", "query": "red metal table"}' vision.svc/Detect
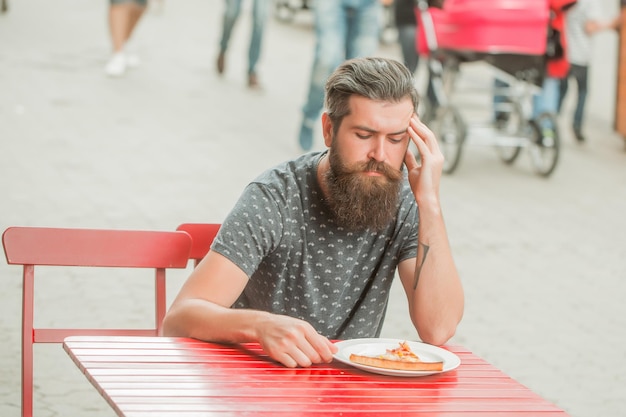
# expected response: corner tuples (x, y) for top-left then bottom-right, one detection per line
(63, 336), (570, 417)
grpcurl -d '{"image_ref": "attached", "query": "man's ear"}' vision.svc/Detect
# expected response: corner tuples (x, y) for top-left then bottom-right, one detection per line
(321, 112), (333, 147)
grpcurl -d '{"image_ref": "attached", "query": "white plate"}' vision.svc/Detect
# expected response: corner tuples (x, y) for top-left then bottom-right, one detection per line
(333, 338), (460, 377)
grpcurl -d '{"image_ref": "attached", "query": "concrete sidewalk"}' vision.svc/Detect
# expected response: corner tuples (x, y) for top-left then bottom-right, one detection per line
(1, 1), (625, 416)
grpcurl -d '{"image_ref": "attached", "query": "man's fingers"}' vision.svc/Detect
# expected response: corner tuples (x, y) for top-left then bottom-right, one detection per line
(408, 125), (428, 157)
(274, 352), (299, 368)
(272, 341), (315, 368)
(409, 119), (445, 172)
(410, 116), (440, 153)
(306, 334), (337, 363)
(271, 332), (337, 367)
(260, 317), (339, 368)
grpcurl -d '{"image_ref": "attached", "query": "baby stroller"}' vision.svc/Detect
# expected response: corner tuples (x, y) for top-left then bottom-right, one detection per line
(416, 0), (561, 177)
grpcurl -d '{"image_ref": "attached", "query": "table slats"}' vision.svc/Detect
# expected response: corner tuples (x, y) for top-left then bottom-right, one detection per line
(63, 336), (570, 417)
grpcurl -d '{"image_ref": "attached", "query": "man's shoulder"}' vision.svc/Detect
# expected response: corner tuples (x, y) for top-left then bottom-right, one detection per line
(253, 152), (323, 184)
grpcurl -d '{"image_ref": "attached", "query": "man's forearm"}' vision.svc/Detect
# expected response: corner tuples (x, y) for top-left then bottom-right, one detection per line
(162, 299), (267, 343)
(413, 240), (430, 290)
(410, 204), (464, 345)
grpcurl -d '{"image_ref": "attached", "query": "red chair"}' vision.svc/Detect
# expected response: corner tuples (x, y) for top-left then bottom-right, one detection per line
(2, 226), (193, 417)
(175, 223), (221, 266)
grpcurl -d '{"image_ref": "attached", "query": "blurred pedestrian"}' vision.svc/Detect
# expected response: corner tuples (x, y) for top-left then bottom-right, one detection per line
(495, 0), (575, 135)
(394, 0), (441, 122)
(557, 0), (623, 142)
(105, 0), (147, 77)
(297, 0), (382, 151)
(533, 1), (575, 111)
(216, 0), (270, 89)
(393, 0), (419, 73)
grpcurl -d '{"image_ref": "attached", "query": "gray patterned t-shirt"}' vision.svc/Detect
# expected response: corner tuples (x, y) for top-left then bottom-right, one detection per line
(211, 151), (419, 339)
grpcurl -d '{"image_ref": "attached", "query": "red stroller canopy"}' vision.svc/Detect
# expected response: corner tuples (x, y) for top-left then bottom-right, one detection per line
(417, 0), (551, 56)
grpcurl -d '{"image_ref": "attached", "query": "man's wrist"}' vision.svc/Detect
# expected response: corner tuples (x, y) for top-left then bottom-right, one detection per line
(416, 197), (442, 216)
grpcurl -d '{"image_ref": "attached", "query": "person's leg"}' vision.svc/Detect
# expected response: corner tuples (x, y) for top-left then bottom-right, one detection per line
(106, 0), (146, 76)
(123, 0), (146, 67)
(217, 0), (243, 74)
(126, 1), (146, 41)
(247, 0), (270, 87)
(557, 71), (570, 113)
(532, 76), (560, 133)
(108, 0), (146, 50)
(493, 77), (510, 123)
(108, 2), (132, 53)
(532, 76), (560, 116)
(571, 64), (588, 140)
(396, 24), (418, 73)
(298, 0), (347, 150)
(423, 60), (440, 121)
(344, 0), (380, 59)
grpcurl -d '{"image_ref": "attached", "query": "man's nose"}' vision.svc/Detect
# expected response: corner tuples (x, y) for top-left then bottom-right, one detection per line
(367, 137), (386, 162)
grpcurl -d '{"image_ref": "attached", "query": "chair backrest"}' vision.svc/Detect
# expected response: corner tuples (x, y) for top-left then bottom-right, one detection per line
(2, 226), (193, 417)
(176, 223), (221, 267)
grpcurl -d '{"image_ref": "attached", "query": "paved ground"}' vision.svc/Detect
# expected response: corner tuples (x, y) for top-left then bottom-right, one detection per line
(1, 1), (626, 416)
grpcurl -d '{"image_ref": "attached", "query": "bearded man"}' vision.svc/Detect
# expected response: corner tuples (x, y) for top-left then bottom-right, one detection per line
(163, 57), (464, 368)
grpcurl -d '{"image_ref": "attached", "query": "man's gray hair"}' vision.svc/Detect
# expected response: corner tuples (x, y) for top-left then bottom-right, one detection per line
(324, 57), (420, 133)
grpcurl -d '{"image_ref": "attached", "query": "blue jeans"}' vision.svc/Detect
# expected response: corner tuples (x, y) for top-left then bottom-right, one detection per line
(492, 77), (509, 120)
(493, 76), (560, 129)
(532, 76), (561, 130)
(301, 0), (381, 126)
(219, 0), (269, 75)
(397, 24), (418, 73)
(558, 64), (588, 132)
(532, 76), (560, 118)
(398, 23), (437, 121)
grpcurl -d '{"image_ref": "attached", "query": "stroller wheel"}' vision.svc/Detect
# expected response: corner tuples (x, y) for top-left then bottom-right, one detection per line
(494, 103), (524, 165)
(528, 112), (560, 177)
(431, 106), (466, 174)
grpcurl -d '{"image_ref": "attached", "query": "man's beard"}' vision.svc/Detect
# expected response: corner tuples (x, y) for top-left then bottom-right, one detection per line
(324, 148), (403, 232)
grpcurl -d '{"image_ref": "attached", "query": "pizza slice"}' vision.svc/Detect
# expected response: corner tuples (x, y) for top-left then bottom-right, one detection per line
(349, 341), (444, 371)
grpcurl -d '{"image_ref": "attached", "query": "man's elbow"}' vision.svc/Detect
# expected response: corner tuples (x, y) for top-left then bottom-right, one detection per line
(413, 306), (463, 346)
(161, 310), (185, 337)
(415, 312), (461, 346)
(416, 323), (458, 346)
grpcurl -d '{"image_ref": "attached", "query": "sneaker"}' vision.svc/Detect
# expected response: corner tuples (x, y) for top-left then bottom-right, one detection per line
(126, 53), (140, 68)
(216, 52), (225, 75)
(248, 73), (261, 89)
(298, 121), (314, 151)
(573, 128), (585, 142)
(104, 53), (126, 77)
